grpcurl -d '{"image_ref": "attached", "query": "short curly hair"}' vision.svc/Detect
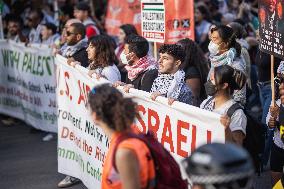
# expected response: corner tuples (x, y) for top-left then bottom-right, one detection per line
(159, 44), (185, 63)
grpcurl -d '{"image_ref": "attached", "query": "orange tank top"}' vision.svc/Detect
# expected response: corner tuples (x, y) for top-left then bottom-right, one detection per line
(101, 132), (155, 189)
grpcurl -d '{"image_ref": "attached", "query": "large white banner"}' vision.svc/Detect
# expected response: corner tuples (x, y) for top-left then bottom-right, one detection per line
(57, 55), (225, 189)
(0, 40), (57, 132)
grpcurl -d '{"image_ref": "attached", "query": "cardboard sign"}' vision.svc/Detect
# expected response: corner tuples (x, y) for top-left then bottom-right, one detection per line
(141, 0), (165, 43)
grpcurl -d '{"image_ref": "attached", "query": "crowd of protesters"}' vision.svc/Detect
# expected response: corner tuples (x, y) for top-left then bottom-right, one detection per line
(1, 0), (284, 188)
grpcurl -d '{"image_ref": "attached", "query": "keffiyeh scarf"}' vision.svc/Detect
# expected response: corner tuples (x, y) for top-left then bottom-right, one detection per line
(209, 48), (237, 68)
(150, 70), (185, 99)
(277, 61), (284, 74)
(62, 39), (88, 58)
(125, 55), (157, 81)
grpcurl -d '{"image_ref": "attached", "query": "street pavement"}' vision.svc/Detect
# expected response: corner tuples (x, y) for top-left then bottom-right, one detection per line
(0, 120), (87, 189)
(0, 119), (273, 189)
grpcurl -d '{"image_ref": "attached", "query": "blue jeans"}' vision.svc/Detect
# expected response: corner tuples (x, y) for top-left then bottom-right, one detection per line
(258, 82), (273, 165)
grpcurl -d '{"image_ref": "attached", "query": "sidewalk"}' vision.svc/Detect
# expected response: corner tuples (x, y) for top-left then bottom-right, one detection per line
(0, 120), (86, 189)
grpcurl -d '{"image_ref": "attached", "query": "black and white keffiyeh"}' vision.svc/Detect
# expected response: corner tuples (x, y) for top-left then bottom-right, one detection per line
(150, 70), (185, 99)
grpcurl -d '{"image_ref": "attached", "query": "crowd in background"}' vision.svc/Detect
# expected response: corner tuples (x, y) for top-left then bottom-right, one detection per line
(1, 0), (284, 188)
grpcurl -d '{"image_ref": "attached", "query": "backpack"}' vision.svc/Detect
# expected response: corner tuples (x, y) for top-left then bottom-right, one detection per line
(227, 103), (265, 174)
(112, 132), (188, 189)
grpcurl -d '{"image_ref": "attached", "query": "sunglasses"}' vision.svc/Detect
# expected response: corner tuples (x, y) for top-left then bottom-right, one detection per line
(66, 31), (77, 36)
(274, 76), (284, 87)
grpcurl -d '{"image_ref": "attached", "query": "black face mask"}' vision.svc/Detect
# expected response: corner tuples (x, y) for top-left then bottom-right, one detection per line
(204, 80), (217, 96)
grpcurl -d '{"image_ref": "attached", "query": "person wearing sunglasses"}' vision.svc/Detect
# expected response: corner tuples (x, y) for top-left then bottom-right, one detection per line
(61, 22), (89, 68)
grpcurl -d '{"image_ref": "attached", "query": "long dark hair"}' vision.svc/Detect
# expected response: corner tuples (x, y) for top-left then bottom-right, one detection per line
(211, 25), (242, 57)
(88, 84), (137, 132)
(177, 38), (209, 85)
(88, 35), (118, 70)
(214, 65), (246, 95)
(119, 24), (138, 43)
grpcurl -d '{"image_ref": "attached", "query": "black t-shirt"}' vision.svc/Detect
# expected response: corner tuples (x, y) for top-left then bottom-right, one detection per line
(126, 69), (158, 92)
(185, 66), (201, 80)
(255, 50), (282, 82)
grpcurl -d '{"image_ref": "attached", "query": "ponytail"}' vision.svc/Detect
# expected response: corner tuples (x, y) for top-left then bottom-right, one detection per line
(214, 65), (246, 95)
(212, 25), (242, 57)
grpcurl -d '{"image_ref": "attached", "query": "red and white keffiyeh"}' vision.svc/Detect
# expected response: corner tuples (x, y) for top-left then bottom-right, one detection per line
(125, 55), (157, 81)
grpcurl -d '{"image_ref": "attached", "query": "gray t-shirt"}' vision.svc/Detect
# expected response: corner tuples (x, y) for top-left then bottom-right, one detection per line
(200, 98), (247, 135)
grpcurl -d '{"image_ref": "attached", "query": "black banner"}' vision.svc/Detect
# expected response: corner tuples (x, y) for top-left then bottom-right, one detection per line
(259, 0), (284, 59)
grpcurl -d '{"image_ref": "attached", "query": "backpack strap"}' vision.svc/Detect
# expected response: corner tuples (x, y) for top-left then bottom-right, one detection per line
(203, 96), (214, 109)
(227, 103), (243, 118)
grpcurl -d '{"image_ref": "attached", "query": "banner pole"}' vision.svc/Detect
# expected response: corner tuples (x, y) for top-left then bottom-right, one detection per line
(154, 42), (158, 61)
(271, 55), (275, 107)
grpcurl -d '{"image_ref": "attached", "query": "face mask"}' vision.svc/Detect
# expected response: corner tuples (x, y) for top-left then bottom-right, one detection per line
(204, 80), (217, 96)
(120, 51), (129, 65)
(208, 41), (220, 56)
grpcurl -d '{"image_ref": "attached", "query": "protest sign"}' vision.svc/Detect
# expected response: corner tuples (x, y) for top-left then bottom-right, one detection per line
(57, 55), (225, 189)
(259, 0), (284, 59)
(105, 0), (141, 36)
(164, 0), (195, 43)
(105, 0), (194, 43)
(0, 40), (57, 132)
(141, 0), (165, 43)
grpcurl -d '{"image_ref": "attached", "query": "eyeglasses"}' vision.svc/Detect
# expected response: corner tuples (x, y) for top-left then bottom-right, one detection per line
(66, 31), (76, 36)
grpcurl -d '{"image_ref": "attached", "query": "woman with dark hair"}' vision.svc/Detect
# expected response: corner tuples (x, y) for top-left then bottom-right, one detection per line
(86, 35), (121, 83)
(116, 24), (138, 81)
(208, 25), (246, 104)
(195, 5), (212, 52)
(88, 84), (155, 189)
(201, 65), (247, 145)
(177, 38), (209, 105)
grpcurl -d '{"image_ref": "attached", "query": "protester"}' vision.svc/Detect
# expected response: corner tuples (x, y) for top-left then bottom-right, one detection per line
(73, 1), (100, 39)
(40, 22), (60, 46)
(195, 5), (211, 53)
(84, 35), (121, 83)
(61, 22), (89, 68)
(227, 22), (251, 88)
(201, 65), (247, 145)
(177, 38), (209, 105)
(58, 18), (81, 53)
(150, 44), (193, 105)
(115, 24), (138, 82)
(114, 35), (158, 92)
(88, 84), (155, 189)
(255, 50), (282, 166)
(183, 143), (254, 189)
(26, 9), (45, 43)
(195, 5), (211, 45)
(209, 25), (247, 105)
(266, 61), (284, 186)
(6, 15), (27, 42)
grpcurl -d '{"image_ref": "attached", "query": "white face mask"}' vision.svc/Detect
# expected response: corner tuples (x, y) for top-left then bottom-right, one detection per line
(208, 41), (220, 56)
(120, 51), (129, 65)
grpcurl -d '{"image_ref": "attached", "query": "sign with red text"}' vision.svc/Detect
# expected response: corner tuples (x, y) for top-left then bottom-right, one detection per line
(0, 40), (57, 132)
(141, 0), (165, 43)
(56, 55), (225, 189)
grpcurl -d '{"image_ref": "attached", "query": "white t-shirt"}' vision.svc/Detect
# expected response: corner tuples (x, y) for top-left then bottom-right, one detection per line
(94, 64), (121, 83)
(200, 97), (247, 135)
